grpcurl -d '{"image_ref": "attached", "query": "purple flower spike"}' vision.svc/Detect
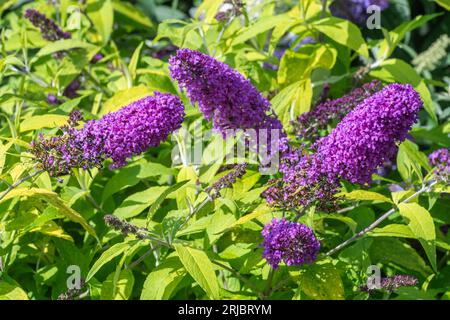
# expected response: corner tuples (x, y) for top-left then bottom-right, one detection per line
(428, 148), (450, 180)
(30, 92), (185, 176)
(24, 9), (71, 41)
(313, 83), (423, 185)
(81, 92), (185, 169)
(264, 83), (423, 212)
(169, 48), (283, 136)
(262, 218), (320, 269)
(293, 80), (383, 142)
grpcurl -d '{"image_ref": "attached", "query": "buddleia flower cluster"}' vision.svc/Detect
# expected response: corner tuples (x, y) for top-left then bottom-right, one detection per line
(169, 49), (285, 144)
(293, 80), (382, 142)
(57, 279), (87, 300)
(264, 148), (341, 212)
(261, 218), (320, 269)
(428, 148), (450, 182)
(30, 93), (185, 176)
(205, 163), (248, 199)
(413, 34), (450, 73)
(313, 83), (423, 185)
(360, 275), (418, 293)
(24, 9), (71, 41)
(104, 214), (148, 240)
(264, 84), (423, 212)
(330, 0), (389, 25)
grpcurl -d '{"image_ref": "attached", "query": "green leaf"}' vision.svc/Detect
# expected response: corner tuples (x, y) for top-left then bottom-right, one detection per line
(297, 262), (345, 300)
(312, 17), (369, 58)
(231, 203), (271, 227)
(369, 59), (436, 122)
(377, 14), (441, 59)
(206, 208), (236, 244)
(113, 186), (169, 218)
(176, 215), (212, 237)
(128, 42), (144, 83)
(87, 0), (114, 44)
(434, 0), (450, 10)
(140, 256), (186, 300)
(271, 81), (301, 129)
(399, 140), (432, 171)
(336, 190), (393, 203)
(396, 140), (431, 182)
(112, 0), (153, 28)
(20, 115), (68, 132)
(35, 39), (97, 58)
(411, 124), (450, 147)
(86, 241), (131, 282)
(101, 86), (153, 114)
(154, 19), (202, 50)
(147, 180), (189, 223)
(321, 215), (358, 233)
(369, 224), (415, 238)
(100, 269), (134, 300)
(369, 238), (432, 276)
(278, 44), (337, 87)
(173, 244), (220, 299)
(398, 203), (437, 271)
(101, 162), (173, 202)
(195, 0), (224, 24)
(175, 166), (197, 209)
(0, 188), (96, 238)
(232, 15), (289, 46)
(0, 281), (29, 300)
(0, 142), (12, 175)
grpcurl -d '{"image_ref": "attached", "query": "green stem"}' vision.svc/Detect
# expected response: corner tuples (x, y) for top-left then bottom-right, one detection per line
(325, 180), (438, 257)
(0, 169), (44, 202)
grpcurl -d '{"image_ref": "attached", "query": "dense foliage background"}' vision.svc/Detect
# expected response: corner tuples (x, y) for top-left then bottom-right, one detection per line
(0, 0), (449, 300)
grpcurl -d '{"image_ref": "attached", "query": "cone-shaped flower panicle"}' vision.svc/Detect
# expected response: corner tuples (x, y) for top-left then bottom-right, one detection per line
(169, 48), (283, 135)
(360, 275), (418, 293)
(30, 92), (185, 176)
(264, 83), (423, 212)
(24, 9), (71, 41)
(263, 148), (340, 212)
(262, 218), (320, 269)
(429, 148), (450, 180)
(312, 83), (423, 185)
(293, 80), (383, 142)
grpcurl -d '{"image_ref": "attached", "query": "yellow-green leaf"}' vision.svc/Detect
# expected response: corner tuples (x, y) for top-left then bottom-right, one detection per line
(297, 262), (344, 300)
(86, 242), (131, 282)
(173, 244), (220, 300)
(128, 42), (144, 82)
(336, 190), (393, 203)
(0, 142), (12, 175)
(0, 188), (96, 238)
(140, 256), (186, 300)
(0, 282), (29, 300)
(231, 203), (271, 227)
(87, 0), (114, 44)
(398, 203), (437, 271)
(20, 115), (68, 132)
(369, 224), (415, 238)
(112, 1), (153, 28)
(101, 269), (135, 300)
(101, 86), (152, 114)
(312, 17), (369, 58)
